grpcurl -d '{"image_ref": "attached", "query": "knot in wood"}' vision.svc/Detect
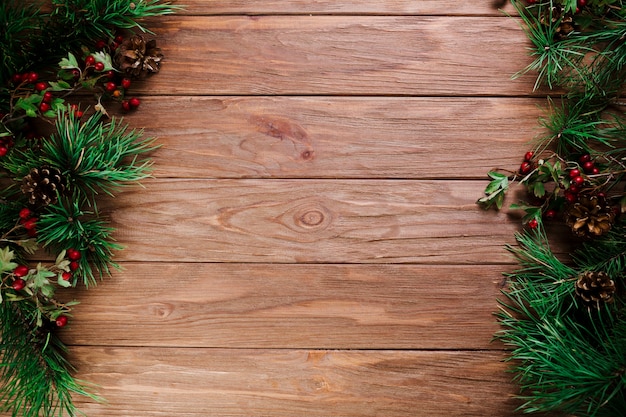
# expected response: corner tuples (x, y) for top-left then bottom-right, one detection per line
(291, 202), (332, 232)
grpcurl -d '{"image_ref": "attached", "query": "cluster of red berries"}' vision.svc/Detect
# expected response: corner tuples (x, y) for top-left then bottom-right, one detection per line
(563, 154), (597, 204)
(18, 207), (37, 237)
(519, 151), (534, 175)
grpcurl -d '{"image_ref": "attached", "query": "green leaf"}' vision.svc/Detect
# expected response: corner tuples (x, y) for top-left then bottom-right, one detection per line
(48, 80), (72, 91)
(93, 51), (115, 71)
(57, 275), (72, 288)
(478, 171), (509, 210)
(0, 247), (17, 273)
(59, 52), (79, 69)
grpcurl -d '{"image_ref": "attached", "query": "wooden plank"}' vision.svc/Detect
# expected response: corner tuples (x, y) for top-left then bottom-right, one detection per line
(128, 97), (545, 179)
(139, 16), (541, 96)
(62, 264), (508, 350)
(175, 0), (517, 16)
(69, 347), (525, 417)
(101, 179), (532, 264)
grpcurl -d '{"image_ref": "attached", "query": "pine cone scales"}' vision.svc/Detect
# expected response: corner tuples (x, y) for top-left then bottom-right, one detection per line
(564, 194), (615, 238)
(115, 35), (163, 76)
(21, 166), (66, 206)
(575, 271), (616, 309)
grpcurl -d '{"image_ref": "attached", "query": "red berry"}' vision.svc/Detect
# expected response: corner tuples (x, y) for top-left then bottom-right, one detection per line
(579, 154), (592, 164)
(85, 55), (96, 67)
(110, 41), (120, 50)
(519, 161), (532, 175)
(592, 167), (600, 175)
(13, 265), (29, 278)
(71, 69), (81, 79)
(94, 62), (105, 72)
(35, 82), (48, 92)
(528, 219), (539, 229)
(22, 217), (37, 230)
(105, 81), (117, 93)
(114, 34), (124, 43)
(39, 102), (51, 113)
(578, 0), (587, 6)
(569, 184), (580, 194)
(67, 248), (82, 261)
(128, 97), (141, 108)
(69, 261), (80, 271)
(11, 73), (23, 84)
(569, 168), (581, 178)
(0, 146), (7, 157)
(27, 72), (39, 83)
(524, 151), (534, 162)
(62, 271), (72, 281)
(121, 78), (132, 89)
(105, 70), (116, 80)
(18, 208), (32, 219)
(583, 161), (595, 172)
(75, 110), (84, 119)
(43, 91), (53, 103)
(564, 192), (577, 204)
(572, 176), (585, 186)
(12, 278), (26, 291)
(95, 39), (107, 50)
(545, 209), (557, 219)
(121, 100), (131, 111)
(55, 315), (68, 327)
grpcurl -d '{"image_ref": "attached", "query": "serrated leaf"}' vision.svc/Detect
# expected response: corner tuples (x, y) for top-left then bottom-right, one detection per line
(59, 52), (79, 69)
(55, 250), (67, 265)
(41, 284), (55, 298)
(533, 182), (546, 198)
(93, 51), (115, 70)
(0, 247), (17, 273)
(15, 239), (39, 254)
(57, 275), (72, 288)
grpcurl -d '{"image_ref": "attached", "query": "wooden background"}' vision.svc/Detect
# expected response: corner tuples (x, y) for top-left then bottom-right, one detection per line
(37, 1), (558, 416)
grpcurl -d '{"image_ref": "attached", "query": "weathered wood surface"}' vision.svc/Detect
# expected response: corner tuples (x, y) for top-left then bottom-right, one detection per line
(9, 1), (562, 416)
(138, 16), (544, 96)
(70, 348), (522, 417)
(175, 0), (517, 16)
(134, 97), (544, 179)
(62, 264), (508, 349)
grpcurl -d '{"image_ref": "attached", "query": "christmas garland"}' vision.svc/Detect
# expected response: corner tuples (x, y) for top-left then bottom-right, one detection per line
(480, 1), (626, 415)
(0, 1), (179, 416)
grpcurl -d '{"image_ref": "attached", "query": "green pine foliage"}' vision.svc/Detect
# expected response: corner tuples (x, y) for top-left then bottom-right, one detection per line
(486, 1), (626, 416)
(0, 1), (177, 416)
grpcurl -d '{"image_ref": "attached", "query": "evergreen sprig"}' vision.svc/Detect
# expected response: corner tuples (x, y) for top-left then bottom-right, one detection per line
(486, 1), (626, 416)
(0, 1), (175, 415)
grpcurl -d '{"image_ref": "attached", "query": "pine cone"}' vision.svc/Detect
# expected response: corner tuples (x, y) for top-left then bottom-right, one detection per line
(115, 35), (163, 77)
(540, 7), (576, 40)
(564, 193), (615, 238)
(575, 271), (616, 309)
(21, 166), (66, 206)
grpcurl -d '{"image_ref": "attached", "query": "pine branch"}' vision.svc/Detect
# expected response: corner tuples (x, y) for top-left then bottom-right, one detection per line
(0, 301), (102, 417)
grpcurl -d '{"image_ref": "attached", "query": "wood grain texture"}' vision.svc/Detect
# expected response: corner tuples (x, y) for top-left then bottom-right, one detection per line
(69, 347), (524, 417)
(175, 0), (517, 16)
(128, 97), (546, 179)
(102, 179), (526, 264)
(61, 263), (508, 349)
(137, 16), (542, 96)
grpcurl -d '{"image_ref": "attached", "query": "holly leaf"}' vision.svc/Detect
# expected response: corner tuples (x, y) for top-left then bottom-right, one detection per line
(478, 171), (509, 210)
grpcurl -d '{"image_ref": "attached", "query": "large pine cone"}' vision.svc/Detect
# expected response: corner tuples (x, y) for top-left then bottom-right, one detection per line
(21, 166), (66, 206)
(115, 35), (163, 77)
(564, 193), (615, 238)
(575, 271), (616, 309)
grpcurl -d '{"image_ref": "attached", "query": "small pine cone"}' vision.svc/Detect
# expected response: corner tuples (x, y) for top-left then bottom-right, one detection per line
(564, 193), (615, 238)
(21, 166), (66, 206)
(575, 271), (616, 309)
(540, 7), (576, 40)
(115, 35), (163, 77)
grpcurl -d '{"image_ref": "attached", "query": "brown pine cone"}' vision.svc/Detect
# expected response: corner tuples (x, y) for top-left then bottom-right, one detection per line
(115, 35), (163, 77)
(21, 166), (66, 206)
(575, 271), (616, 309)
(564, 193), (615, 238)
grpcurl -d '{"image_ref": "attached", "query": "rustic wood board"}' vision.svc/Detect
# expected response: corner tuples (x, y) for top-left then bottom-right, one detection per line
(130, 97), (546, 179)
(102, 179), (523, 264)
(137, 16), (543, 96)
(69, 347), (525, 417)
(175, 0), (517, 16)
(61, 264), (508, 350)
